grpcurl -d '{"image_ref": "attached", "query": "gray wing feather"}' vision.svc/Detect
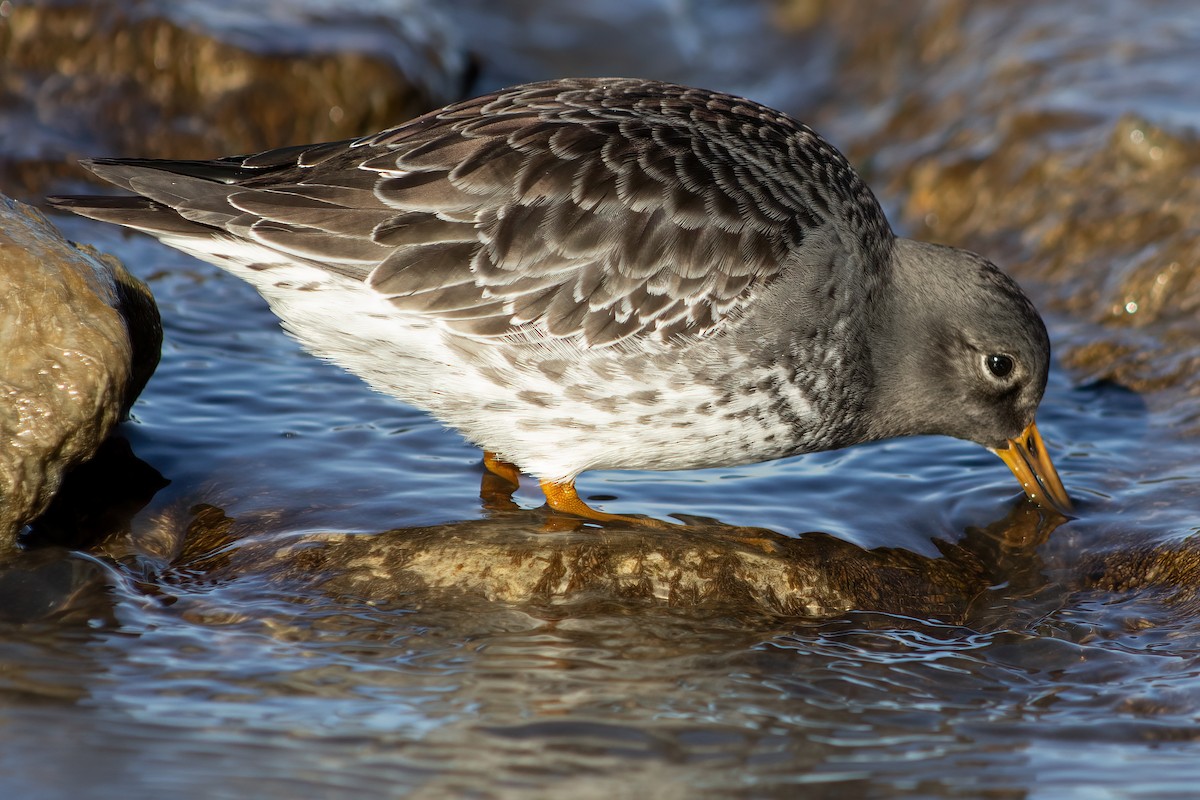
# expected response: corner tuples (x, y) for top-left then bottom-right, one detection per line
(52, 78), (894, 347)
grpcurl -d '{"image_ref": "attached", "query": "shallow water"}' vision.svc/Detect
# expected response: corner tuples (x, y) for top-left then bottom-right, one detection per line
(6, 1), (1200, 797)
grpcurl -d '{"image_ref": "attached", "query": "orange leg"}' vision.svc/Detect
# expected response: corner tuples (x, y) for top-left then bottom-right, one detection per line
(482, 451), (521, 486)
(539, 479), (669, 528)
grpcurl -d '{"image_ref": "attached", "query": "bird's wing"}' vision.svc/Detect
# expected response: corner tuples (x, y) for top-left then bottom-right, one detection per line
(52, 78), (893, 347)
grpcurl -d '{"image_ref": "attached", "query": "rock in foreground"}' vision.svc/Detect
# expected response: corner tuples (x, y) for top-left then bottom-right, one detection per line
(0, 195), (161, 549)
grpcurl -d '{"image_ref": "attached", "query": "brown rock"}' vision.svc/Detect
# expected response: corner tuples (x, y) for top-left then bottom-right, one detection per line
(156, 502), (1059, 625)
(0, 194), (161, 549)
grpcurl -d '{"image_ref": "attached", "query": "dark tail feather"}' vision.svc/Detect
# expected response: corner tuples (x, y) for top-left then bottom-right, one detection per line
(80, 155), (270, 188)
(46, 195), (220, 238)
(75, 137), (353, 187)
(48, 142), (358, 237)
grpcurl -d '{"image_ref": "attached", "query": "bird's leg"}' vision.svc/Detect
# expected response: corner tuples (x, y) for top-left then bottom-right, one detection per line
(480, 451), (522, 510)
(482, 451), (521, 486)
(539, 479), (670, 528)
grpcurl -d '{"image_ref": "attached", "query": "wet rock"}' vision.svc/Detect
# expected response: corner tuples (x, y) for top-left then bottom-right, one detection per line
(0, 194), (161, 550)
(0, 0), (468, 197)
(26, 436), (169, 551)
(160, 502), (1059, 624)
(139, 498), (1200, 624)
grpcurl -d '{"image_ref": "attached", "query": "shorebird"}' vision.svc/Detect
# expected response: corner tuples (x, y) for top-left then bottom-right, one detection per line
(50, 77), (1071, 523)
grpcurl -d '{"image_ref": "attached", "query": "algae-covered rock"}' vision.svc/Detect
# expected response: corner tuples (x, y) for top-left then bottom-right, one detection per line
(0, 194), (161, 549)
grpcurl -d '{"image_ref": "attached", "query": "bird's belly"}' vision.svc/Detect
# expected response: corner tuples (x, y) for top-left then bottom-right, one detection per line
(308, 314), (810, 481)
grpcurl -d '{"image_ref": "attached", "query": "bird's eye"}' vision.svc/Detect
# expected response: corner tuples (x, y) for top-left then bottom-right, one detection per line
(985, 354), (1014, 379)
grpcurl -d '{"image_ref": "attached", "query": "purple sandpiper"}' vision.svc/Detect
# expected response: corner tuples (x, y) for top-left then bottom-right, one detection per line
(50, 78), (1071, 523)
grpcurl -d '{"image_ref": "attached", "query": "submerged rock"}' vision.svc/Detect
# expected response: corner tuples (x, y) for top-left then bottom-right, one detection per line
(0, 546), (116, 625)
(0, 195), (161, 550)
(10, 487), (1197, 625)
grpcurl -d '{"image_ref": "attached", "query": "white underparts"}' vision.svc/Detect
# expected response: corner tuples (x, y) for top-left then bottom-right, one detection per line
(160, 235), (820, 481)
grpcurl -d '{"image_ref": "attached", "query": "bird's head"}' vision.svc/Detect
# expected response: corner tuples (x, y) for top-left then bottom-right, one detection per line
(870, 239), (1071, 514)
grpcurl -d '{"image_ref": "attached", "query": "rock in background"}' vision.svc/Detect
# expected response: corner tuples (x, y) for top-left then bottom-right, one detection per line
(0, 0), (469, 197)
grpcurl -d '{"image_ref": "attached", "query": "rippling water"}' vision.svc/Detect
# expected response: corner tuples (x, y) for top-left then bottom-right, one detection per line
(6, 1), (1200, 798)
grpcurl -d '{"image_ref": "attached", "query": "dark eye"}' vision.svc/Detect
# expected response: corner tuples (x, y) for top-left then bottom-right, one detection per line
(986, 354), (1014, 379)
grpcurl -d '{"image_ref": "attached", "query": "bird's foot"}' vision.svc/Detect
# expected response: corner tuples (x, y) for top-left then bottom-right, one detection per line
(539, 480), (674, 530)
(480, 457), (673, 529)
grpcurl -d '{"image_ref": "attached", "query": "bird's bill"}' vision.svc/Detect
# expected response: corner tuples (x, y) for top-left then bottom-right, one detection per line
(990, 421), (1073, 515)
